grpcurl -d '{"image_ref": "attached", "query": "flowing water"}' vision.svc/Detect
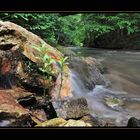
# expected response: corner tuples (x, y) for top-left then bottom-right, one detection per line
(70, 48), (140, 126)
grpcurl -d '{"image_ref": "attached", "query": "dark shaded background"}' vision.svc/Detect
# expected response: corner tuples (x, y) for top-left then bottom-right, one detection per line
(0, 0), (139, 11)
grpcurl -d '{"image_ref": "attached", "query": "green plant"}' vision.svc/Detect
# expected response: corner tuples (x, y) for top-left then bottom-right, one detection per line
(57, 56), (69, 101)
(31, 43), (56, 97)
(31, 43), (69, 101)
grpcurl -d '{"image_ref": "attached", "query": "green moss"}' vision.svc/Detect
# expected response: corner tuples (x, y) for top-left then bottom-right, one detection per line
(105, 96), (124, 107)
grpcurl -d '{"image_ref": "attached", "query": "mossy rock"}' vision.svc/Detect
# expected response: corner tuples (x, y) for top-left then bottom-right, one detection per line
(35, 117), (92, 127)
(105, 96), (124, 108)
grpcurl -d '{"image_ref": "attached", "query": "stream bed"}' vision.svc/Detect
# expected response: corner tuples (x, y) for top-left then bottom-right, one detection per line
(71, 48), (140, 126)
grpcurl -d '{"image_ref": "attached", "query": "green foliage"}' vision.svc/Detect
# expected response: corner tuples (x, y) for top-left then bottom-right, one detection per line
(79, 13), (140, 47)
(58, 57), (69, 69)
(0, 13), (61, 46)
(31, 43), (56, 96)
(56, 13), (140, 47)
(0, 12), (140, 48)
(57, 14), (83, 46)
(31, 43), (68, 99)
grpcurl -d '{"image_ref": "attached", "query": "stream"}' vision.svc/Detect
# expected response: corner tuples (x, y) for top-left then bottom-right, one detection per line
(70, 48), (140, 126)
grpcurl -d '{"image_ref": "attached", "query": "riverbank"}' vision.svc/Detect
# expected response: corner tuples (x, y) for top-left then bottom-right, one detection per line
(69, 47), (140, 126)
(0, 21), (110, 127)
(1, 21), (140, 127)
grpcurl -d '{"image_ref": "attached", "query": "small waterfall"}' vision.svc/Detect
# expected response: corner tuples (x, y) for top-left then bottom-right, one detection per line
(70, 70), (134, 126)
(70, 70), (89, 96)
(70, 48), (140, 126)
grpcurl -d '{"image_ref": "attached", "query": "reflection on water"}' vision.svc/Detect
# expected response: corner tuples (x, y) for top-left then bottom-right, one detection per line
(71, 48), (140, 126)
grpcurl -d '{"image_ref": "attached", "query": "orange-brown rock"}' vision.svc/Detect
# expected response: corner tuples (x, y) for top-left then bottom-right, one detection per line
(0, 21), (73, 100)
(0, 87), (33, 100)
(0, 21), (63, 68)
(0, 21), (75, 127)
(0, 58), (12, 75)
(0, 21), (64, 90)
(50, 65), (73, 101)
(0, 90), (29, 118)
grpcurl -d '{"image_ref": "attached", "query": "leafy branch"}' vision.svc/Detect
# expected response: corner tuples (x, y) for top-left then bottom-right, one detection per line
(31, 43), (55, 97)
(31, 43), (69, 102)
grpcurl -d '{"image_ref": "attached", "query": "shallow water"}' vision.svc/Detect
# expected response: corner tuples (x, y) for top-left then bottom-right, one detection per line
(70, 48), (140, 126)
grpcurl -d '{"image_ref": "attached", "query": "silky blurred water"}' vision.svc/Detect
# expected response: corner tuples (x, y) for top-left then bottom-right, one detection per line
(70, 48), (140, 126)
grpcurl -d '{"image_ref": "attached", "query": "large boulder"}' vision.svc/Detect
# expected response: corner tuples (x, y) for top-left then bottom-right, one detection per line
(0, 21), (74, 126)
(84, 57), (105, 74)
(0, 21), (62, 63)
(69, 55), (107, 90)
(0, 21), (72, 100)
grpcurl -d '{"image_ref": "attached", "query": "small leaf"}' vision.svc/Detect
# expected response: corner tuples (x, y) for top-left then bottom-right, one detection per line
(42, 43), (46, 48)
(49, 76), (52, 81)
(63, 57), (68, 62)
(39, 67), (46, 72)
(44, 63), (48, 68)
(43, 54), (50, 61)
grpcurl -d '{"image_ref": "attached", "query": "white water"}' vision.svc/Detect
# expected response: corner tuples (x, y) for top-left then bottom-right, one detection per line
(70, 71), (89, 96)
(71, 71), (132, 126)
(70, 48), (140, 126)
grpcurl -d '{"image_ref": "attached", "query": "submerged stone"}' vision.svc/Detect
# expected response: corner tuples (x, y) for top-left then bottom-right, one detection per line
(105, 96), (124, 108)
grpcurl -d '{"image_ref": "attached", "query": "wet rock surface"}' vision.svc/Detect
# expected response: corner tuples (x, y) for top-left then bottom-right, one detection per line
(52, 97), (90, 119)
(84, 57), (106, 74)
(80, 115), (101, 126)
(0, 116), (34, 127)
(0, 87), (33, 99)
(104, 96), (124, 111)
(56, 47), (107, 90)
(50, 67), (73, 101)
(127, 117), (140, 127)
(68, 55), (107, 90)
(18, 96), (37, 108)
